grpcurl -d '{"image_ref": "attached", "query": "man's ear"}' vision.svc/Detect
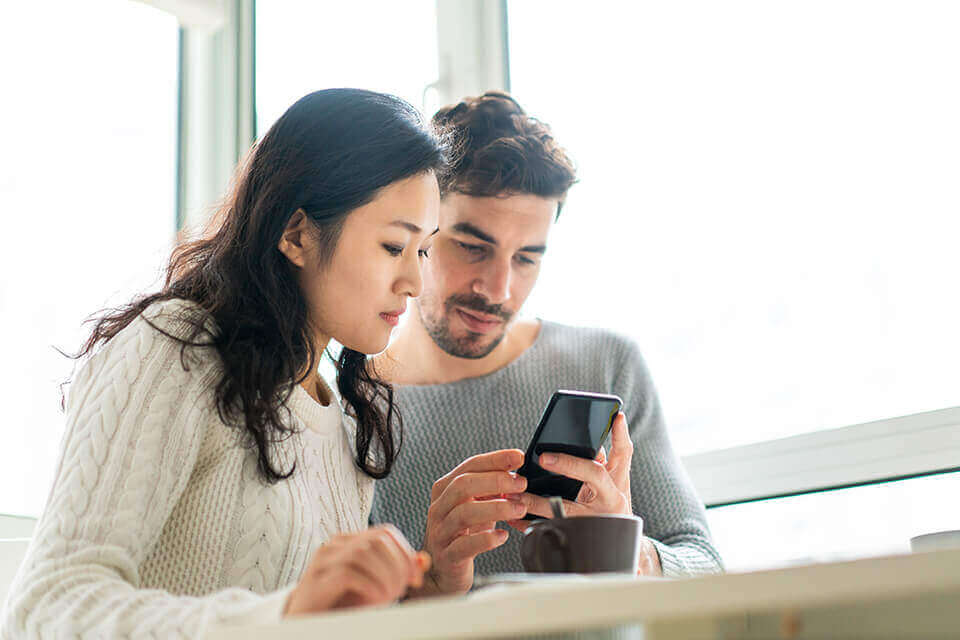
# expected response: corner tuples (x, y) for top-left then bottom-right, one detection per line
(278, 209), (311, 268)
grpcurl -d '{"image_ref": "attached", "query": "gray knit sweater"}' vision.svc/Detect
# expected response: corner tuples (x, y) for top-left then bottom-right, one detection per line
(371, 321), (724, 578)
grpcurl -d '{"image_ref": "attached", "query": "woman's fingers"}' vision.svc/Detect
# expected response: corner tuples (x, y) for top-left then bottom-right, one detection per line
(370, 524), (432, 592)
(288, 525), (426, 618)
(310, 537), (395, 602)
(287, 558), (385, 616)
(360, 531), (411, 599)
(415, 550), (431, 586)
(328, 564), (391, 610)
(354, 533), (428, 594)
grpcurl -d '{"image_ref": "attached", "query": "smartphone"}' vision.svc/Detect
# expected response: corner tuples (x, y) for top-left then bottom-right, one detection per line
(517, 390), (623, 505)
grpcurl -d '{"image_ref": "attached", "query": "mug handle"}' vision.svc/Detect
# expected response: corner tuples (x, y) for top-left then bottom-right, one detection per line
(529, 523), (571, 573)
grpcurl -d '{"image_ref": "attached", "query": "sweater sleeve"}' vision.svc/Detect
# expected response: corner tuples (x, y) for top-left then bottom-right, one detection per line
(1, 306), (293, 639)
(612, 336), (725, 577)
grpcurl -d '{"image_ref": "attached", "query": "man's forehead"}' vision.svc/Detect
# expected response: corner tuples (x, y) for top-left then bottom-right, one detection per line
(440, 193), (556, 242)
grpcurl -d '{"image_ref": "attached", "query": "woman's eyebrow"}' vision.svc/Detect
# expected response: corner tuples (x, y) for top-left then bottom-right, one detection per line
(389, 220), (422, 233)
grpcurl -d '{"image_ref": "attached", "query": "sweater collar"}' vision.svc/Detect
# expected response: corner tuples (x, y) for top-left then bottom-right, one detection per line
(286, 377), (344, 436)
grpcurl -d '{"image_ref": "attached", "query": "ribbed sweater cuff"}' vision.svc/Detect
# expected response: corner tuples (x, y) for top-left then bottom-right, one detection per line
(208, 584), (296, 635)
(259, 584), (296, 622)
(650, 539), (721, 578)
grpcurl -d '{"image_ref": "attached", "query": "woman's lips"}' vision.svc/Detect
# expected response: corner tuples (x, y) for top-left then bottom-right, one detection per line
(380, 312), (401, 327)
(456, 308), (502, 333)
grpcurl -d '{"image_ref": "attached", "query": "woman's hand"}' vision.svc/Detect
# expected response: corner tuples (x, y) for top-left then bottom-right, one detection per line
(284, 524), (430, 616)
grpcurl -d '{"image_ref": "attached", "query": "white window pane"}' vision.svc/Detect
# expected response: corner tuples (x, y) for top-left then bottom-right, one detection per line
(255, 1), (439, 134)
(0, 1), (178, 516)
(708, 471), (960, 572)
(508, 1), (960, 455)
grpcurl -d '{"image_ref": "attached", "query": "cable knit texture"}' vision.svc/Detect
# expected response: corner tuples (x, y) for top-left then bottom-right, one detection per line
(1, 299), (373, 639)
(372, 321), (724, 578)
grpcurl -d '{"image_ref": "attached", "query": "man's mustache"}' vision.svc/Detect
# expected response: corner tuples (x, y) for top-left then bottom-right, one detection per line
(445, 294), (513, 322)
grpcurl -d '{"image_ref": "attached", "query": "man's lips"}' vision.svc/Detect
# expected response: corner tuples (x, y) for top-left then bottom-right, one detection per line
(455, 307), (503, 332)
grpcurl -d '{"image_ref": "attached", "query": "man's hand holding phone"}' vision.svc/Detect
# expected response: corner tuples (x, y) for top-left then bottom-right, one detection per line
(508, 410), (663, 576)
(408, 449), (529, 598)
(412, 392), (661, 595)
(511, 411), (633, 523)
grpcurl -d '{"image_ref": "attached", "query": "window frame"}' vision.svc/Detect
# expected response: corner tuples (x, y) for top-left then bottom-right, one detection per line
(684, 406), (960, 508)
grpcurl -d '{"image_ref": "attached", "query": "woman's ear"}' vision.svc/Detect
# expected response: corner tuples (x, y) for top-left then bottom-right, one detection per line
(278, 209), (311, 268)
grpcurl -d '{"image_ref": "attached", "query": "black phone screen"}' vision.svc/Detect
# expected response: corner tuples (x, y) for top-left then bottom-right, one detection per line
(517, 391), (622, 503)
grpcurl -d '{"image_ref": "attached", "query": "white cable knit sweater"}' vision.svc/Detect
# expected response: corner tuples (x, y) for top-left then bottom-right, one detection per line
(1, 299), (374, 639)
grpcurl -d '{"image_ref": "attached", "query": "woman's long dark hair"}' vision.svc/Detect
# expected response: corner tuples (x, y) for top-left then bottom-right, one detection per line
(70, 89), (448, 483)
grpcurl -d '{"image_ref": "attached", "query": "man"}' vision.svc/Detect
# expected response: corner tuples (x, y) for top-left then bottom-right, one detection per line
(372, 92), (722, 597)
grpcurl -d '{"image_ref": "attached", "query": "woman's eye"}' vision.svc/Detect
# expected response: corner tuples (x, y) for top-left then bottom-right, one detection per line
(516, 255), (536, 266)
(383, 244), (403, 257)
(418, 248), (431, 259)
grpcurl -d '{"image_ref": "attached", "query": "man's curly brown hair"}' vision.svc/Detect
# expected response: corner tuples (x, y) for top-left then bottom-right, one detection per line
(432, 91), (577, 217)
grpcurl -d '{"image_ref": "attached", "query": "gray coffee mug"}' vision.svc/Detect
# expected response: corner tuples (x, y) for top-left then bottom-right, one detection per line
(521, 514), (643, 574)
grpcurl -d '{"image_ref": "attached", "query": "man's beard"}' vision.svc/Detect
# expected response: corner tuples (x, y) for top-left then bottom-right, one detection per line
(418, 292), (514, 360)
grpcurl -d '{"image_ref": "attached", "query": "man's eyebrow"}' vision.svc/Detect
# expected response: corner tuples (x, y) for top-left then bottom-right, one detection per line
(389, 220), (422, 233)
(453, 222), (545, 253)
(452, 222), (497, 245)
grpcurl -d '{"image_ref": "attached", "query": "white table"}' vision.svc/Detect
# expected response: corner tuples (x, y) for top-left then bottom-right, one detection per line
(207, 548), (960, 639)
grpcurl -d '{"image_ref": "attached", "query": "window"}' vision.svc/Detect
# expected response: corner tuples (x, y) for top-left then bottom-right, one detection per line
(508, 1), (960, 456)
(708, 471), (960, 572)
(256, 0), (439, 134)
(0, 1), (178, 516)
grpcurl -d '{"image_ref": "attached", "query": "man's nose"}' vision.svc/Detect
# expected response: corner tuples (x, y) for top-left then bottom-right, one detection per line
(472, 258), (512, 305)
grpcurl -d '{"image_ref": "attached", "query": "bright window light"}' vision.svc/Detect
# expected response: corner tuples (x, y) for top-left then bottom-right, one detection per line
(256, 0), (439, 135)
(508, 0), (960, 455)
(0, 1), (178, 516)
(708, 471), (960, 571)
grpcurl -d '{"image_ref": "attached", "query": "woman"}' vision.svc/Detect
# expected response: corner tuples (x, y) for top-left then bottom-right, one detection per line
(1, 89), (445, 638)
